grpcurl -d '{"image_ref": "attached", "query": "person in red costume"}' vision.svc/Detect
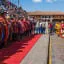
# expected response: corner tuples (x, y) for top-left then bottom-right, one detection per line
(11, 17), (18, 41)
(0, 15), (4, 48)
(0, 10), (9, 46)
(26, 18), (31, 36)
(61, 21), (64, 29)
(21, 17), (27, 37)
(17, 17), (22, 41)
(60, 21), (64, 38)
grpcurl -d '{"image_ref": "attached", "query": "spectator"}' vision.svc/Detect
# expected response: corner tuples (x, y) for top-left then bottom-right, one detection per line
(45, 21), (48, 34)
(35, 21), (40, 34)
(42, 23), (46, 34)
(48, 22), (53, 34)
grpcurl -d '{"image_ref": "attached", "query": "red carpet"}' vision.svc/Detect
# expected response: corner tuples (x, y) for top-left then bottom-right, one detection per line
(0, 34), (41, 64)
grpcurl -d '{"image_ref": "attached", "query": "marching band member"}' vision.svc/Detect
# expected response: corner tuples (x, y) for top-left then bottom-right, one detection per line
(0, 14), (4, 47)
(11, 17), (18, 41)
(0, 10), (9, 46)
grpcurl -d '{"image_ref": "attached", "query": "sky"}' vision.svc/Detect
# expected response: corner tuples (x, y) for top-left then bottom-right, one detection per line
(10, 0), (64, 12)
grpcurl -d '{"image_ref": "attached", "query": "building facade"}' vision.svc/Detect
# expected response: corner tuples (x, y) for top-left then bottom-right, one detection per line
(28, 11), (64, 23)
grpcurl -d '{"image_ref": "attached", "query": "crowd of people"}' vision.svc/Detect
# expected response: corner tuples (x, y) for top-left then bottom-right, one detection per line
(35, 21), (46, 34)
(34, 21), (53, 34)
(0, 8), (64, 48)
(34, 20), (64, 36)
(0, 10), (36, 48)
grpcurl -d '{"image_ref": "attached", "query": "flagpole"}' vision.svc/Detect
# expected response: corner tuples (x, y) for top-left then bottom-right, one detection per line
(10, 0), (11, 8)
(18, 0), (19, 7)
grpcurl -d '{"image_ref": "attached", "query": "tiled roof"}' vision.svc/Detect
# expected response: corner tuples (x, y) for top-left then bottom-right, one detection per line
(28, 11), (64, 15)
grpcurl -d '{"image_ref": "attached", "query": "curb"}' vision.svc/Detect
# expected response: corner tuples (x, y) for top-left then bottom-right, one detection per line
(47, 35), (52, 64)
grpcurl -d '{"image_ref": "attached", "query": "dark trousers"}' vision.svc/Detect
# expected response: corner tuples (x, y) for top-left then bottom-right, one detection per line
(42, 27), (45, 34)
(12, 33), (18, 41)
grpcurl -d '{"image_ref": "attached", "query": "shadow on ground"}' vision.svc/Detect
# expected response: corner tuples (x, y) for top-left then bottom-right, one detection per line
(0, 35), (35, 64)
